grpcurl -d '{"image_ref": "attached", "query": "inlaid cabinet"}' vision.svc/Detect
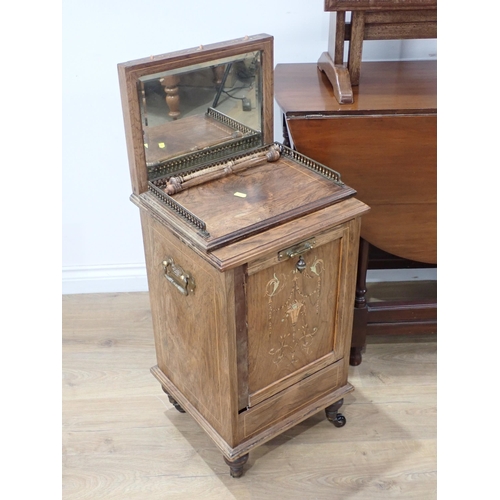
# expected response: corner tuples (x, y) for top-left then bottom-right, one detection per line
(118, 34), (369, 477)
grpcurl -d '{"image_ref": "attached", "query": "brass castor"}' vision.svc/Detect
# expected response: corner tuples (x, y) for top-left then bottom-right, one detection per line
(325, 398), (346, 427)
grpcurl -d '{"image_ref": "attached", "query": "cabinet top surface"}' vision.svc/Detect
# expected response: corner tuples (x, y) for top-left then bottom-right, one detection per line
(141, 144), (357, 253)
(275, 61), (436, 115)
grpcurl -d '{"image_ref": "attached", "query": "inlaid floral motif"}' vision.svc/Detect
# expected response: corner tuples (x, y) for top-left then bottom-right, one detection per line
(267, 257), (325, 367)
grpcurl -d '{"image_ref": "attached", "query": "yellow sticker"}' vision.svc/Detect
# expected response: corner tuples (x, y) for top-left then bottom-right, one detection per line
(234, 192), (247, 198)
(144, 143), (148, 148)
(158, 142), (165, 149)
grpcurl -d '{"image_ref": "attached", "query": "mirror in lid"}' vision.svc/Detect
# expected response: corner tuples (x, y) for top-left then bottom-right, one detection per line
(140, 51), (262, 172)
(118, 35), (273, 196)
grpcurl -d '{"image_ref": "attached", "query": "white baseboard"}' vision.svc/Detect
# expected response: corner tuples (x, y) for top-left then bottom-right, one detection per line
(62, 264), (148, 294)
(62, 263), (436, 295)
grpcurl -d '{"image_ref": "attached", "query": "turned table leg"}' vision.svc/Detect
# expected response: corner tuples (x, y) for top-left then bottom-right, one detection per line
(325, 398), (346, 427)
(282, 114), (291, 148)
(160, 75), (181, 120)
(224, 454), (249, 478)
(350, 237), (369, 366)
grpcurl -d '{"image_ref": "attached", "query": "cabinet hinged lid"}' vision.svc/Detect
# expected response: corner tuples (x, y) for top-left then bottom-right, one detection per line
(119, 34), (356, 253)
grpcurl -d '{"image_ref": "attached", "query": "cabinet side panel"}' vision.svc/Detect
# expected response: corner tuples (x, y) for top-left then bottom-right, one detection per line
(140, 211), (233, 442)
(140, 211), (167, 369)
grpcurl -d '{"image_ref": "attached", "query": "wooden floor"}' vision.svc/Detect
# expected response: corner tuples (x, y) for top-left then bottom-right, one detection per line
(62, 292), (436, 499)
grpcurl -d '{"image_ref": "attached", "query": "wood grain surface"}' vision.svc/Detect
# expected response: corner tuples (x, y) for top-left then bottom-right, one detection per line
(275, 61), (437, 115)
(324, 0), (437, 11)
(285, 114), (436, 263)
(143, 113), (243, 166)
(141, 212), (238, 445)
(62, 292), (436, 499)
(171, 154), (350, 246)
(246, 234), (342, 395)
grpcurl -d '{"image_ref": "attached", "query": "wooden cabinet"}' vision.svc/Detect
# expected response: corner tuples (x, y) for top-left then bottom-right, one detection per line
(118, 34), (369, 477)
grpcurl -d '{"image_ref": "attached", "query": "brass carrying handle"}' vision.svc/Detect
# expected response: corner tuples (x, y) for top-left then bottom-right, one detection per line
(162, 258), (195, 296)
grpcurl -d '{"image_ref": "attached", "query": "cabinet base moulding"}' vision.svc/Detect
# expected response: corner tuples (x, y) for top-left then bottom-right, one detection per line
(151, 364), (353, 461)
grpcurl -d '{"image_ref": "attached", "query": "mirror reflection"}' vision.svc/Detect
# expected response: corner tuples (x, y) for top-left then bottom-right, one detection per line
(138, 50), (263, 170)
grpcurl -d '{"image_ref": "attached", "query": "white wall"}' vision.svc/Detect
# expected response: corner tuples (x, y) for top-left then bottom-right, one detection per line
(62, 1), (437, 294)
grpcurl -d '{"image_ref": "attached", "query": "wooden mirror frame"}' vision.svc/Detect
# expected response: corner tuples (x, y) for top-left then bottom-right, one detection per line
(118, 34), (274, 195)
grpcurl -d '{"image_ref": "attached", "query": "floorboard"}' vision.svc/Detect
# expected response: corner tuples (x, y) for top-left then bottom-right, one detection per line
(62, 292), (437, 499)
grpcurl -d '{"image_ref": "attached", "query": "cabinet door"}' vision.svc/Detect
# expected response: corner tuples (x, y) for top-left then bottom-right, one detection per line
(245, 224), (351, 407)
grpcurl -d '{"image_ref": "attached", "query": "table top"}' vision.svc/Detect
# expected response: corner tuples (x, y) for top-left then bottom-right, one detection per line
(275, 61), (437, 115)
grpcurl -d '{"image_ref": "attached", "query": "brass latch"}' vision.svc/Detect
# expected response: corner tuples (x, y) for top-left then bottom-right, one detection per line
(162, 257), (196, 296)
(278, 238), (316, 261)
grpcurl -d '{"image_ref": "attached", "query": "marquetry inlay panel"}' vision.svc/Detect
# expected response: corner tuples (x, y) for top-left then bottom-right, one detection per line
(246, 235), (343, 395)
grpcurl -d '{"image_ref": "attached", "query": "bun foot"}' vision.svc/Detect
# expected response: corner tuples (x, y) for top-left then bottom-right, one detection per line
(161, 387), (186, 413)
(224, 453), (249, 478)
(325, 398), (346, 427)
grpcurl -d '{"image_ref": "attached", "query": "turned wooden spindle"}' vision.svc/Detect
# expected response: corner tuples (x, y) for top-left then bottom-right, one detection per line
(213, 64), (226, 89)
(160, 75), (181, 120)
(164, 145), (281, 195)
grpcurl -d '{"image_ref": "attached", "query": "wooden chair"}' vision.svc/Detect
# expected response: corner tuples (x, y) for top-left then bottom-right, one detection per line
(318, 0), (437, 104)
